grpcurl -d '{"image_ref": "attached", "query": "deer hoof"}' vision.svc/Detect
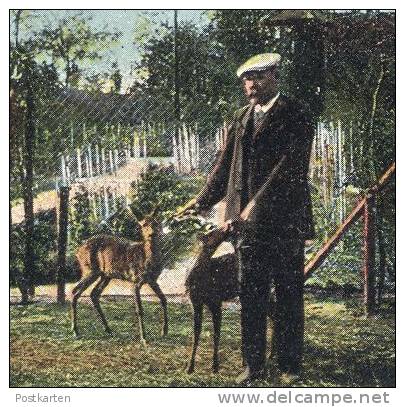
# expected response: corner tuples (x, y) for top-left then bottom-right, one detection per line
(186, 366), (195, 374)
(161, 326), (168, 337)
(140, 338), (148, 347)
(212, 365), (219, 373)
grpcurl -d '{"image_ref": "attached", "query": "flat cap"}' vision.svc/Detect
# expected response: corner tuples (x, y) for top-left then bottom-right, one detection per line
(237, 53), (281, 78)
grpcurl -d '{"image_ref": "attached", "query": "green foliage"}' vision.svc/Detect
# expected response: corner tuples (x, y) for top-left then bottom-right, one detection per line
(69, 187), (98, 251)
(323, 11), (395, 184)
(129, 166), (202, 218)
(10, 212), (57, 287)
(10, 46), (61, 201)
(32, 11), (120, 87)
(128, 166), (205, 267)
(136, 20), (240, 132)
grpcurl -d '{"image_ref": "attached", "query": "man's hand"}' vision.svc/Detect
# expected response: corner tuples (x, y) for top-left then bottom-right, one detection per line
(221, 217), (244, 234)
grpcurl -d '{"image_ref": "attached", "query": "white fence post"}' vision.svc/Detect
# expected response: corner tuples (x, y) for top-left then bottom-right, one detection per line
(87, 145), (93, 178)
(76, 148), (82, 179)
(109, 150), (114, 174)
(95, 144), (101, 176)
(101, 147), (106, 174)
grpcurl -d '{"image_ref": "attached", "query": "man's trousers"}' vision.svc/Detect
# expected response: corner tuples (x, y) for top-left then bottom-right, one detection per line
(237, 237), (305, 374)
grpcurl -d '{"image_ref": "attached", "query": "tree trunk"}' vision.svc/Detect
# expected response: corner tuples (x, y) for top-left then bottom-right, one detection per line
(14, 10), (23, 48)
(366, 60), (385, 182)
(22, 61), (36, 304)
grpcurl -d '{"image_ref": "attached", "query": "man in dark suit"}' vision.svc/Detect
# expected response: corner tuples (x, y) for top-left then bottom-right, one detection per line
(182, 53), (315, 383)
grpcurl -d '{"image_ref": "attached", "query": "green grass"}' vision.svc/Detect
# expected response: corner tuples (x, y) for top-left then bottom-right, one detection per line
(10, 295), (395, 387)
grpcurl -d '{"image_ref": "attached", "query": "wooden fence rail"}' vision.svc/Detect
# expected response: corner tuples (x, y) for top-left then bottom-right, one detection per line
(304, 162), (395, 315)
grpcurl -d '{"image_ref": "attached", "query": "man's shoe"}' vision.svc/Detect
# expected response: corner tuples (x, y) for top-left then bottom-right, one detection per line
(235, 367), (266, 385)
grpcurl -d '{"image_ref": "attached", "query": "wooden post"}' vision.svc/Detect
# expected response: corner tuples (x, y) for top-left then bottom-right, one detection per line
(363, 194), (377, 316)
(57, 186), (70, 305)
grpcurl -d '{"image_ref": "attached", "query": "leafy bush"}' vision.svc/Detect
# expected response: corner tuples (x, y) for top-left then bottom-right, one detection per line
(10, 210), (57, 287)
(128, 165), (205, 268)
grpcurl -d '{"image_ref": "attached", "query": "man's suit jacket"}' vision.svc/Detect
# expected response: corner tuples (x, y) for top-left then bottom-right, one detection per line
(196, 94), (315, 241)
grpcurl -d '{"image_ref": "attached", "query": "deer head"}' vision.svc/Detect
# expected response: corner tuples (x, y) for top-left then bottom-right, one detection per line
(138, 205), (163, 267)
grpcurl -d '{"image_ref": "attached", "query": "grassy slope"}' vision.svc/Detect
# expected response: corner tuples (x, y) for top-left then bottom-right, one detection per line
(10, 295), (395, 388)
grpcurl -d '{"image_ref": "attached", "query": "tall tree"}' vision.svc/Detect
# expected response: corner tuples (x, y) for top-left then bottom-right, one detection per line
(135, 19), (237, 132)
(35, 12), (120, 87)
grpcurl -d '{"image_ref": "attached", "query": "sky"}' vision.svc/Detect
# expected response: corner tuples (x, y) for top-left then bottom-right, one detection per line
(11, 10), (210, 90)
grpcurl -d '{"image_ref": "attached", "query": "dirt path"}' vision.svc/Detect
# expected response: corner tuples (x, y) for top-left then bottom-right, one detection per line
(11, 158), (150, 224)
(10, 242), (235, 303)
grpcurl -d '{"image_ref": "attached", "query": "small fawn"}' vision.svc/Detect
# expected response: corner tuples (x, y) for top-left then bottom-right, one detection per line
(186, 228), (275, 374)
(185, 228), (238, 374)
(71, 207), (167, 344)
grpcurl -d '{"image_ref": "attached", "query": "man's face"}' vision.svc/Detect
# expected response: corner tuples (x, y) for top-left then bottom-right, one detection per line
(242, 69), (277, 105)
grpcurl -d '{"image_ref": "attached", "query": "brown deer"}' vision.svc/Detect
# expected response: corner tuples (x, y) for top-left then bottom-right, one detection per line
(71, 207), (167, 344)
(185, 227), (275, 374)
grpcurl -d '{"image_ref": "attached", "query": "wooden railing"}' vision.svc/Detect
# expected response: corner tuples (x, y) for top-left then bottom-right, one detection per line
(304, 163), (396, 315)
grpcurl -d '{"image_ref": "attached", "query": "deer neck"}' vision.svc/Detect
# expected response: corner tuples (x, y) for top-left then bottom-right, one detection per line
(143, 230), (162, 267)
(143, 239), (153, 264)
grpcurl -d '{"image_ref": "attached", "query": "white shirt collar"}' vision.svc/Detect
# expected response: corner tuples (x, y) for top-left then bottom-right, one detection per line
(254, 92), (280, 114)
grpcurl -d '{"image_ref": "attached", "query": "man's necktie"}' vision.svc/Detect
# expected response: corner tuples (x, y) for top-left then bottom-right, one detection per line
(253, 107), (265, 132)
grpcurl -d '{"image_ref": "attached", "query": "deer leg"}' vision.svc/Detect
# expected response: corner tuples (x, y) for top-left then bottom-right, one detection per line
(148, 280), (168, 336)
(71, 273), (100, 338)
(134, 282), (147, 346)
(208, 302), (222, 373)
(90, 277), (112, 334)
(187, 302), (203, 374)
